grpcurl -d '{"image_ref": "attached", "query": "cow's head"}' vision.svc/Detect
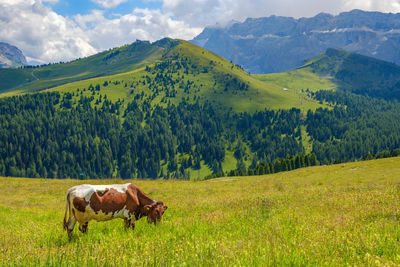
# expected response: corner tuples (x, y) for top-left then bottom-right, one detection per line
(144, 201), (167, 224)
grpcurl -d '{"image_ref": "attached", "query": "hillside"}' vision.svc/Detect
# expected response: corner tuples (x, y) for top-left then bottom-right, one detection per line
(192, 10), (400, 74)
(43, 40), (332, 112)
(1, 157), (400, 265)
(0, 41), (400, 179)
(0, 39), (171, 94)
(302, 48), (400, 100)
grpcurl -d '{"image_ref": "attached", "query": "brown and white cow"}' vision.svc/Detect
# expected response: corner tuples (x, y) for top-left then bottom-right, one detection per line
(63, 183), (167, 238)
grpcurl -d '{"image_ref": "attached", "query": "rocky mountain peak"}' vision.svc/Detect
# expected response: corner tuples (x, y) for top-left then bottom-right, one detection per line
(0, 42), (27, 68)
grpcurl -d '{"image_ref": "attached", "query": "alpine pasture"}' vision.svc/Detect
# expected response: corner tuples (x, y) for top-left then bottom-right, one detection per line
(1, 157), (400, 266)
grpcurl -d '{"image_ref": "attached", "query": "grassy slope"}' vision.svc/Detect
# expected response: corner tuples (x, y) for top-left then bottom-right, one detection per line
(179, 42), (330, 112)
(301, 48), (400, 100)
(254, 68), (337, 112)
(0, 157), (399, 265)
(36, 41), (331, 113)
(6, 45), (396, 112)
(0, 41), (164, 94)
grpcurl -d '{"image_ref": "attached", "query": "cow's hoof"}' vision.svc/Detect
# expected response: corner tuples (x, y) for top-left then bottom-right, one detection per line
(131, 222), (135, 230)
(79, 223), (88, 233)
(67, 230), (73, 240)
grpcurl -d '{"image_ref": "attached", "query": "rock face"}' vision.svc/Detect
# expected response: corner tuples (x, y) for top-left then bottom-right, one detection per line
(0, 42), (27, 68)
(191, 10), (400, 74)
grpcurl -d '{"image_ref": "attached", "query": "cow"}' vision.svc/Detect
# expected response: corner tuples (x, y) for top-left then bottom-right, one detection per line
(63, 183), (167, 238)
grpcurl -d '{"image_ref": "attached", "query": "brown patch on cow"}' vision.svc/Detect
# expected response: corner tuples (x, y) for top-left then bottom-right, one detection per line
(128, 183), (154, 219)
(96, 189), (109, 197)
(89, 188), (128, 215)
(73, 197), (88, 212)
(125, 187), (140, 215)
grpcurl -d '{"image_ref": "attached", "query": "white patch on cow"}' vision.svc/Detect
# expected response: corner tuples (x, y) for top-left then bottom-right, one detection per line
(74, 204), (129, 223)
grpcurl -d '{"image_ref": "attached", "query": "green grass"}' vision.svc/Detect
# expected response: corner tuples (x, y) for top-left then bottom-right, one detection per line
(254, 68), (337, 112)
(0, 68), (33, 93)
(255, 68), (336, 93)
(173, 42), (331, 112)
(1, 157), (400, 265)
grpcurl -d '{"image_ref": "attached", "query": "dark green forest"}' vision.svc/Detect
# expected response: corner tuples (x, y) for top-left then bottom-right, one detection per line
(0, 88), (399, 179)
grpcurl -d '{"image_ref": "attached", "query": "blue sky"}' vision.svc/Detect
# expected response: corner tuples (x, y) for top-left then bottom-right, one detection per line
(1, 0), (400, 64)
(49, 0), (163, 19)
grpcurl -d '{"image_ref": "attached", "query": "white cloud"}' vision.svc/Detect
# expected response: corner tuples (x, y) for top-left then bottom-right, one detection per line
(74, 8), (202, 51)
(161, 0), (400, 27)
(0, 0), (201, 63)
(91, 0), (128, 9)
(42, 0), (59, 4)
(343, 0), (400, 12)
(0, 0), (97, 63)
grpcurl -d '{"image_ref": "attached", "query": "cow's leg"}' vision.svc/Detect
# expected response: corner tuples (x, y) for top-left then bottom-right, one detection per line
(124, 217), (135, 230)
(124, 218), (131, 228)
(79, 222), (88, 233)
(66, 214), (77, 239)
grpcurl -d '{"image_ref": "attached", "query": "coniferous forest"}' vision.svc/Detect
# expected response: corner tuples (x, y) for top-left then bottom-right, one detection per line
(0, 89), (399, 180)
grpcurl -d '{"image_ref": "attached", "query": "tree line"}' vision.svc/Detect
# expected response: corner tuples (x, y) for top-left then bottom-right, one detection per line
(0, 88), (399, 179)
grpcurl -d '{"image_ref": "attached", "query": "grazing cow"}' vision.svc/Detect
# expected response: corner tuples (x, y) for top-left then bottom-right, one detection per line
(63, 183), (167, 238)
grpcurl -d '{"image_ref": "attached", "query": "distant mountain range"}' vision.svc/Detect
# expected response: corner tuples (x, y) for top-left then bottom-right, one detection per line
(0, 42), (27, 68)
(192, 9), (400, 74)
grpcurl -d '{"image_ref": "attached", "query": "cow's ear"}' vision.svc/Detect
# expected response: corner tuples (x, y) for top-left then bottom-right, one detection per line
(163, 205), (168, 210)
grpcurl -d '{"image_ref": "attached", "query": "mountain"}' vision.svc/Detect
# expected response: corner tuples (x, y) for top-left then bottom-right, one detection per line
(192, 10), (400, 74)
(0, 39), (172, 94)
(0, 42), (27, 68)
(302, 48), (400, 100)
(0, 38), (330, 112)
(255, 47), (400, 101)
(0, 38), (399, 180)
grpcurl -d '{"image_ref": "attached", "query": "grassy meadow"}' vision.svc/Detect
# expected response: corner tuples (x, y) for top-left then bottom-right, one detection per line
(1, 157), (400, 266)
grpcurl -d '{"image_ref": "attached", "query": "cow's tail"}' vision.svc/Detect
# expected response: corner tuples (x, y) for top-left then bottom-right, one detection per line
(63, 191), (71, 231)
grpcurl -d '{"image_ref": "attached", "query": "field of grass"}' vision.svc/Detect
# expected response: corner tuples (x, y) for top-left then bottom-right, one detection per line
(1, 157), (400, 265)
(254, 68), (337, 112)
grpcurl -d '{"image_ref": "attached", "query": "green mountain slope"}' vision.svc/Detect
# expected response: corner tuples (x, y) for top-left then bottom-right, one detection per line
(302, 48), (400, 100)
(1, 39), (329, 112)
(0, 39), (174, 94)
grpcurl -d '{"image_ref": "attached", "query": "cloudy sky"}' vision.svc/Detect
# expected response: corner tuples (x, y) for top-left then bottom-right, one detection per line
(1, 0), (400, 64)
